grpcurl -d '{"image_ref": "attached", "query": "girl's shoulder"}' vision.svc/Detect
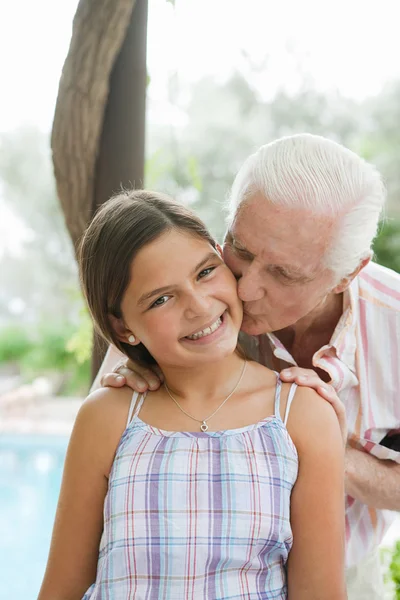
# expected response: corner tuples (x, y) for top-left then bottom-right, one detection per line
(285, 386), (342, 455)
(72, 385), (135, 476)
(244, 360), (278, 390)
(84, 384), (134, 417)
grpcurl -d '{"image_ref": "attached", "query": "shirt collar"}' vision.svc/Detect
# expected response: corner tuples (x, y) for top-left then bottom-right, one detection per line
(265, 283), (359, 371)
(332, 281), (358, 367)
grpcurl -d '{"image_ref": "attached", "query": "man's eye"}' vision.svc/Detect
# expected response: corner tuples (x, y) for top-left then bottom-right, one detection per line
(234, 246), (253, 260)
(272, 267), (296, 283)
(151, 295), (169, 308)
(198, 267), (215, 279)
(230, 238), (252, 260)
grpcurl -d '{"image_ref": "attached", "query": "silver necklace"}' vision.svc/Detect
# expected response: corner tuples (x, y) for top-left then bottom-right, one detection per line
(164, 360), (247, 432)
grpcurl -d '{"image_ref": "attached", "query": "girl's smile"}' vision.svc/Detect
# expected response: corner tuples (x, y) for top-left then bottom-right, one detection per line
(181, 310), (226, 345)
(119, 230), (243, 368)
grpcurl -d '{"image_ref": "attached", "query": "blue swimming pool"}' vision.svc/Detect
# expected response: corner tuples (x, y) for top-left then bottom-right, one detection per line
(0, 434), (69, 600)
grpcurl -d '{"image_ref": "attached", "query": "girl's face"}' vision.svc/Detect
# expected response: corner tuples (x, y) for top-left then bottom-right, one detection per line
(119, 229), (243, 369)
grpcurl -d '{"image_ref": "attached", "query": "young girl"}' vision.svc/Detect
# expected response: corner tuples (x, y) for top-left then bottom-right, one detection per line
(39, 190), (347, 600)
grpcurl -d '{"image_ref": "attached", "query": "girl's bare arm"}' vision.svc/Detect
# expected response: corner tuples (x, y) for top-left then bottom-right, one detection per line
(38, 387), (131, 600)
(286, 387), (347, 600)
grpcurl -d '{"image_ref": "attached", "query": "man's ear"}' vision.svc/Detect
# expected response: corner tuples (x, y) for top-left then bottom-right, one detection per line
(333, 255), (371, 294)
(108, 314), (140, 345)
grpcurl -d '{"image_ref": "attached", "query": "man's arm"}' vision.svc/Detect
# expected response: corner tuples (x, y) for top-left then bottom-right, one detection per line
(345, 447), (400, 510)
(281, 367), (400, 510)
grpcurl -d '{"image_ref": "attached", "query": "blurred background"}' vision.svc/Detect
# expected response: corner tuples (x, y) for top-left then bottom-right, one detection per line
(0, 0), (399, 598)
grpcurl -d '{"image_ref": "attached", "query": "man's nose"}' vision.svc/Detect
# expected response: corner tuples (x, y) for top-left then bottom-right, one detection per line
(237, 265), (265, 302)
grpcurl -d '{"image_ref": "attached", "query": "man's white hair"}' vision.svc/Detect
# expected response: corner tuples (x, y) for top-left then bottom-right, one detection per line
(228, 133), (386, 279)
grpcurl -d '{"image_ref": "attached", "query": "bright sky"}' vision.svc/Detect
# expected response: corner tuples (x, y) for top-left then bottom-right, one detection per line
(0, 0), (399, 133)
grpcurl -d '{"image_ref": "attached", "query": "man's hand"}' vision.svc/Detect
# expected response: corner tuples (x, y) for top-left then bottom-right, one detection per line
(100, 358), (163, 392)
(280, 367), (347, 446)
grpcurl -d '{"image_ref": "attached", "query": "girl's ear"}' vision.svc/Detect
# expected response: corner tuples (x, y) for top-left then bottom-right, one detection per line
(108, 314), (140, 345)
(215, 243), (223, 258)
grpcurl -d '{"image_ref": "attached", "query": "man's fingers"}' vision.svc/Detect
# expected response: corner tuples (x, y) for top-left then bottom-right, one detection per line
(318, 386), (344, 412)
(280, 368), (315, 381)
(100, 373), (126, 388)
(279, 368), (295, 381)
(314, 382), (337, 399)
(112, 361), (162, 392)
(280, 367), (347, 444)
(153, 365), (165, 383)
(317, 386), (347, 446)
(126, 372), (161, 392)
(115, 366), (151, 392)
(101, 368), (159, 393)
(280, 368), (336, 398)
(125, 365), (162, 391)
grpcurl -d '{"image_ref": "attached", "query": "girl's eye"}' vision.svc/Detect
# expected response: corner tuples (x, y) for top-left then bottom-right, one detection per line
(151, 295), (169, 308)
(198, 266), (216, 279)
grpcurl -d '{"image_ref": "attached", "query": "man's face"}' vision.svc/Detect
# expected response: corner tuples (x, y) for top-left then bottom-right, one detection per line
(223, 194), (338, 335)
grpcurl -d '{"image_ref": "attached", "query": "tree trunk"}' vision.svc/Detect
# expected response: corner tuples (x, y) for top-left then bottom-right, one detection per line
(93, 0), (148, 214)
(91, 0), (148, 379)
(51, 0), (148, 382)
(51, 0), (139, 251)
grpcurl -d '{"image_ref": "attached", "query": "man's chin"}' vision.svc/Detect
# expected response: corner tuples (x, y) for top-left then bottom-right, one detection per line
(240, 314), (271, 336)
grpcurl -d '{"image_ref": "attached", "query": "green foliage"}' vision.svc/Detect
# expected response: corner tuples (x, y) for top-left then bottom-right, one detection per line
(19, 324), (75, 374)
(373, 220), (400, 273)
(66, 307), (93, 365)
(187, 156), (203, 192)
(0, 317), (92, 396)
(0, 326), (33, 363)
(389, 541), (400, 598)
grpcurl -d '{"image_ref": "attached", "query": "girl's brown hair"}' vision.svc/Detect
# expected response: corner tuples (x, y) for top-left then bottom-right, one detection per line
(78, 189), (217, 366)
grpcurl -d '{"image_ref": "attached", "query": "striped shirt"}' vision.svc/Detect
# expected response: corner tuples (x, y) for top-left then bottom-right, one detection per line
(83, 378), (298, 599)
(243, 261), (400, 567)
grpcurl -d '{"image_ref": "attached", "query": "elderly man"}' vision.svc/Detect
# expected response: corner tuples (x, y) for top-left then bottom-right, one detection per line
(97, 134), (400, 598)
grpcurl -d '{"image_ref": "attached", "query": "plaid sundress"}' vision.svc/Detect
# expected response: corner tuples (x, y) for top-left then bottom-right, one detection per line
(83, 377), (298, 599)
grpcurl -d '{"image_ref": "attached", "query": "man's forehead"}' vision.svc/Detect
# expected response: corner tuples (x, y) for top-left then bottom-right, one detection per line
(229, 198), (334, 272)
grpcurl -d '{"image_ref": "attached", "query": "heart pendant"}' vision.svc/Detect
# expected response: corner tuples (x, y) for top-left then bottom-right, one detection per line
(200, 421), (208, 432)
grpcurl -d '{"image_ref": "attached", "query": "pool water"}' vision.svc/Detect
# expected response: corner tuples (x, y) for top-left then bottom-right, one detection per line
(0, 434), (68, 600)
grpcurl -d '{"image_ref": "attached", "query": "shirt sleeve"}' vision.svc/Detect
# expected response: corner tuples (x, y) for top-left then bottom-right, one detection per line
(349, 434), (400, 464)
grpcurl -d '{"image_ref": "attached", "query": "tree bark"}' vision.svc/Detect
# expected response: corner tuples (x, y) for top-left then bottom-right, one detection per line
(91, 0), (148, 379)
(93, 0), (148, 213)
(51, 0), (149, 382)
(51, 0), (138, 251)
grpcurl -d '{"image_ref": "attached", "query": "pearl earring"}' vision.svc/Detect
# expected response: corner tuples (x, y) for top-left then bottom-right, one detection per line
(128, 334), (136, 344)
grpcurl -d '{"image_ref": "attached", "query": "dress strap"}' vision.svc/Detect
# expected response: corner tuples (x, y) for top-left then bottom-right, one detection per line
(274, 375), (283, 418)
(126, 391), (146, 427)
(274, 375), (297, 426)
(283, 383), (298, 426)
